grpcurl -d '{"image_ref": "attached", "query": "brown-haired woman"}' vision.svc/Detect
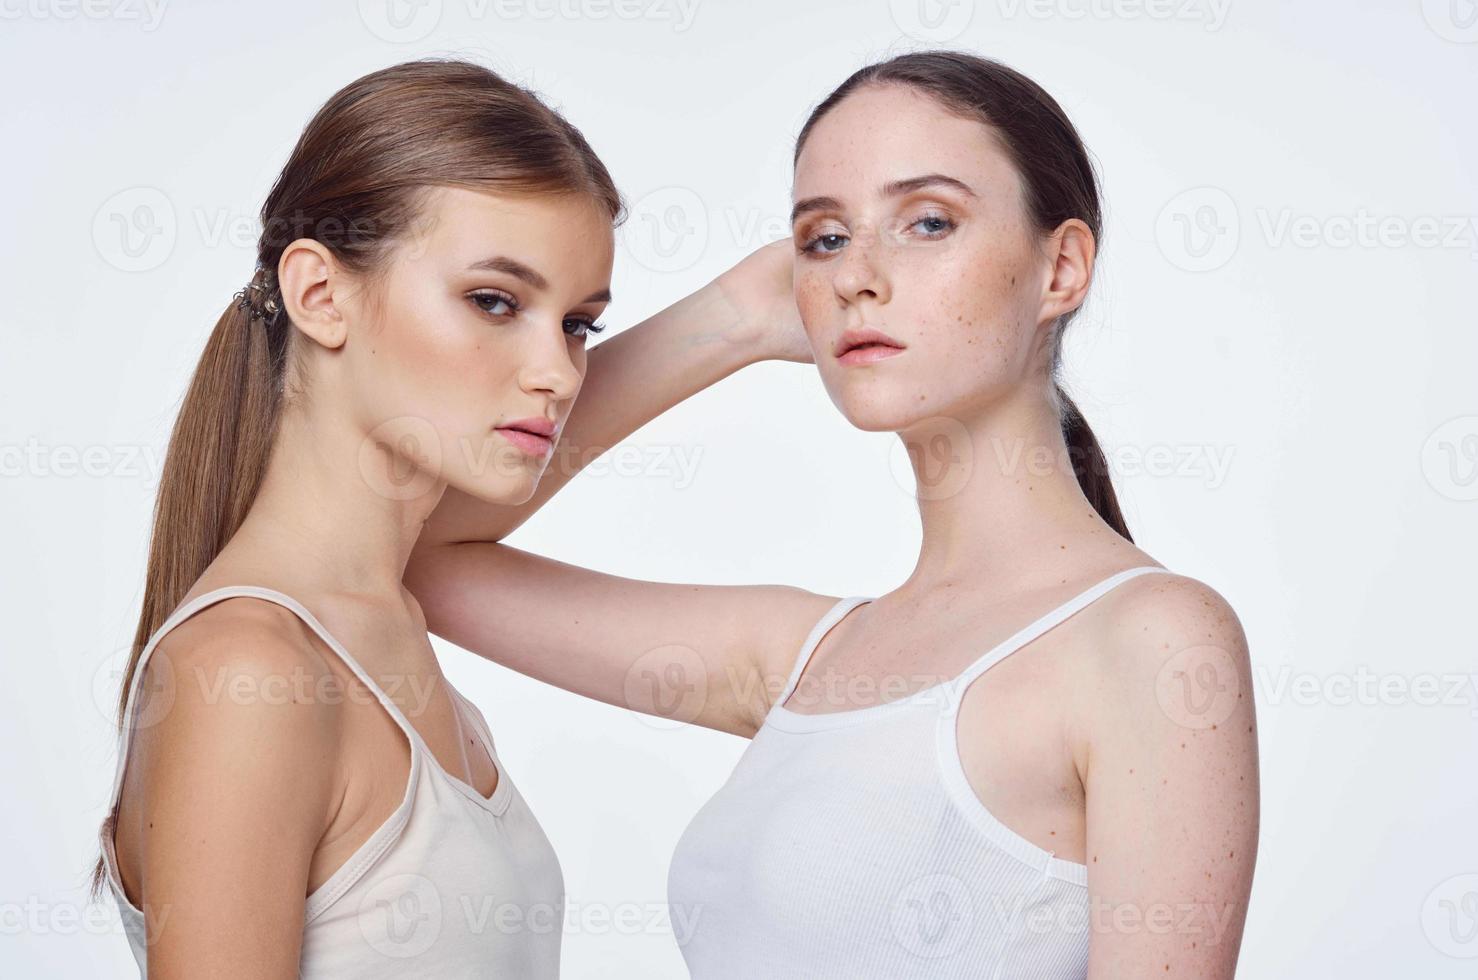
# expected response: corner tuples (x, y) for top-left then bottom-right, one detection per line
(92, 59), (801, 977)
(405, 52), (1259, 978)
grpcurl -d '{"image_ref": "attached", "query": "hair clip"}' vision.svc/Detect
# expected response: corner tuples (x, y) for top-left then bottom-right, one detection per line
(233, 277), (282, 327)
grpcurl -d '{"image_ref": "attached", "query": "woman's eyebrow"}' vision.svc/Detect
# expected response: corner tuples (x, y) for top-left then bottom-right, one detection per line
(467, 255), (610, 304)
(791, 174), (977, 224)
(882, 173), (977, 198)
(790, 195), (842, 224)
(467, 255), (548, 290)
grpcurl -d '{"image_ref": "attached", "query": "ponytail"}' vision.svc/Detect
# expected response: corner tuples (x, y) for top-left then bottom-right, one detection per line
(89, 273), (289, 899)
(1057, 388), (1132, 542)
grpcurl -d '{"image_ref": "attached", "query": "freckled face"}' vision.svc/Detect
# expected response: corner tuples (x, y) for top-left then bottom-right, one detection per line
(791, 85), (1050, 433)
(337, 185), (614, 504)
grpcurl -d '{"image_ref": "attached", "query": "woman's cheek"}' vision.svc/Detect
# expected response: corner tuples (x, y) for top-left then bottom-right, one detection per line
(793, 267), (832, 328)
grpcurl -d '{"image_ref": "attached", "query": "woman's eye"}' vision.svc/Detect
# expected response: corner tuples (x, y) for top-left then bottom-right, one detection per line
(911, 215), (955, 237)
(801, 232), (849, 255)
(564, 318), (606, 341)
(469, 290), (517, 317)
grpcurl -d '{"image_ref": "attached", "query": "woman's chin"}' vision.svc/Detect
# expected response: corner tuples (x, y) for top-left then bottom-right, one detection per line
(453, 470), (541, 507)
(834, 396), (938, 434)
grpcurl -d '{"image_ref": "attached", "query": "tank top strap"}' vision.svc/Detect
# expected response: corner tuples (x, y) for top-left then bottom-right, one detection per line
(946, 566), (1175, 700)
(449, 684), (497, 756)
(105, 585), (424, 808)
(774, 595), (874, 707)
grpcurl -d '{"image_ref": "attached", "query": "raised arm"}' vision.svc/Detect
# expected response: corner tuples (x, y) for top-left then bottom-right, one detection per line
(404, 241), (838, 737)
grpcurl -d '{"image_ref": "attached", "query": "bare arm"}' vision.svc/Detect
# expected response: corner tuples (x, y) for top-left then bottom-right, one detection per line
(408, 543), (836, 735)
(130, 605), (339, 978)
(1081, 575), (1260, 978)
(405, 241), (836, 736)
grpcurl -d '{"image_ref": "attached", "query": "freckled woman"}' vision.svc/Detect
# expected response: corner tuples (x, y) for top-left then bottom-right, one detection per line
(407, 51), (1259, 978)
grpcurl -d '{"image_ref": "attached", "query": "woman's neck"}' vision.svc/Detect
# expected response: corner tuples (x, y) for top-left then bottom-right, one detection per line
(223, 400), (446, 600)
(899, 392), (1129, 595)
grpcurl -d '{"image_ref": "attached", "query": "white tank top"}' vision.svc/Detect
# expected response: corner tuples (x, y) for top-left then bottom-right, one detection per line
(99, 585), (564, 978)
(667, 566), (1172, 979)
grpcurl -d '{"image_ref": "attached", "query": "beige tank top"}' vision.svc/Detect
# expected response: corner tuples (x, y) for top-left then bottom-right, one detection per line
(99, 585), (564, 977)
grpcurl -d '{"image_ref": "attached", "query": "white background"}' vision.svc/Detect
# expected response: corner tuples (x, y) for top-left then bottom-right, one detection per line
(2, 0), (1476, 977)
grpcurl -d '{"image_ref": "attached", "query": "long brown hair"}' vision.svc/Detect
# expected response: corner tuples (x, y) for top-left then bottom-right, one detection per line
(92, 58), (622, 898)
(795, 51), (1132, 541)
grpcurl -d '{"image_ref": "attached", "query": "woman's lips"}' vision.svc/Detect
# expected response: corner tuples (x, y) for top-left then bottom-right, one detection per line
(837, 342), (906, 366)
(494, 427), (554, 457)
(834, 327), (906, 366)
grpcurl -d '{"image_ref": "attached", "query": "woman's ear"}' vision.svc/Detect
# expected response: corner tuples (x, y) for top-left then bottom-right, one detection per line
(1038, 218), (1096, 326)
(277, 238), (347, 349)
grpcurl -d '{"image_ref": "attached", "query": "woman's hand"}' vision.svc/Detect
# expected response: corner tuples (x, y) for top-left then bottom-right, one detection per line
(711, 238), (813, 364)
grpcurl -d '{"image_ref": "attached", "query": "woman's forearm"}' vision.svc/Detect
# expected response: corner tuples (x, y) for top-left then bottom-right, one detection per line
(419, 271), (779, 547)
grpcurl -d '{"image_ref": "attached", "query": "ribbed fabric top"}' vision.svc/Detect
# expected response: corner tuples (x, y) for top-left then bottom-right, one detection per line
(667, 566), (1172, 979)
(99, 585), (564, 978)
